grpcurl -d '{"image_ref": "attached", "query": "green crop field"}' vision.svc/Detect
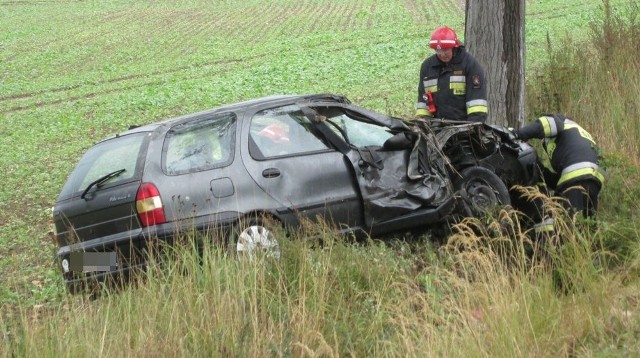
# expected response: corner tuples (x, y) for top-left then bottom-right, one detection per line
(0, 0), (630, 313)
(1, 0), (639, 356)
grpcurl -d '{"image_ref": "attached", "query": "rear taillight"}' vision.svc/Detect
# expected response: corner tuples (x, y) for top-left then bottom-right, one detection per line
(136, 183), (166, 227)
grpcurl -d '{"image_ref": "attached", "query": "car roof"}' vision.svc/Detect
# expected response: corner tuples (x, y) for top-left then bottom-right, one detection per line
(104, 93), (351, 140)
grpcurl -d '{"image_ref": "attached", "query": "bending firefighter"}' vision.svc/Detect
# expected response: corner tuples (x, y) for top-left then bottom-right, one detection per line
(513, 114), (605, 225)
(416, 26), (488, 122)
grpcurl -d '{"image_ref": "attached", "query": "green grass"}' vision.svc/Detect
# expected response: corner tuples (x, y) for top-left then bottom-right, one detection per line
(1, 0), (639, 356)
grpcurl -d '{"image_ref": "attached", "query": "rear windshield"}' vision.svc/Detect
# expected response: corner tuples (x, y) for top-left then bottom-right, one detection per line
(57, 132), (148, 200)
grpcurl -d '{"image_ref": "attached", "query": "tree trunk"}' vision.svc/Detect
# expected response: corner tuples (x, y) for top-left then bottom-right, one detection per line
(464, 0), (525, 128)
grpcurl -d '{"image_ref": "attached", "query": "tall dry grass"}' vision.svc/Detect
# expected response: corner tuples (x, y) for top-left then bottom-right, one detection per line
(526, 0), (640, 166)
(3, 197), (639, 357)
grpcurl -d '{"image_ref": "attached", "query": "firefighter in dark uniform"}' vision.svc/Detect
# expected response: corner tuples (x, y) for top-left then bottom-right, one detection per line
(513, 114), (605, 220)
(416, 26), (488, 122)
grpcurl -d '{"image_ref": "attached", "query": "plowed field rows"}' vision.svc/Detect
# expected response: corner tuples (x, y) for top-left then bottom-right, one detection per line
(1, 1), (427, 115)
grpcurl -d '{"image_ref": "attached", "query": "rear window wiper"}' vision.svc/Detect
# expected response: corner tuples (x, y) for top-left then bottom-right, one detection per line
(81, 169), (126, 199)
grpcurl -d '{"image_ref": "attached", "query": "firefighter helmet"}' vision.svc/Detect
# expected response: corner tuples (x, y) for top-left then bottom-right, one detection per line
(429, 26), (460, 50)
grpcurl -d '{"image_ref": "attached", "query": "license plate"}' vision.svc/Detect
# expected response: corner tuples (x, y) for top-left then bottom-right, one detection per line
(69, 252), (118, 272)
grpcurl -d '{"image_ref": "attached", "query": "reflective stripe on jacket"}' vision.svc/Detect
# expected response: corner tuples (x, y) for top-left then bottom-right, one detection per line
(557, 161), (605, 187)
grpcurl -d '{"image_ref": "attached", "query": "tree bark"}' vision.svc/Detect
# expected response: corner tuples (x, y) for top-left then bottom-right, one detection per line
(464, 0), (525, 128)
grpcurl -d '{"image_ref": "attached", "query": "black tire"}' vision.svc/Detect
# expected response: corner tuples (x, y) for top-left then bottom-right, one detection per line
(228, 214), (281, 261)
(454, 166), (511, 217)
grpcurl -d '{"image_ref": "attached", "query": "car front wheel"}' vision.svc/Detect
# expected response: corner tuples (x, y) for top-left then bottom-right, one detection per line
(454, 166), (511, 217)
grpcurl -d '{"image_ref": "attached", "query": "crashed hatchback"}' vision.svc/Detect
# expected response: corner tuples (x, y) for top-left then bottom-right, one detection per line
(51, 93), (537, 292)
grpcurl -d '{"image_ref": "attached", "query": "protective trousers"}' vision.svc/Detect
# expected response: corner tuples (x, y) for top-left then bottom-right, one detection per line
(557, 179), (601, 218)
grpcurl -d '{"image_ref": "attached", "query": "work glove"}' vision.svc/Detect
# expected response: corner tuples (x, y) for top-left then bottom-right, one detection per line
(507, 127), (520, 141)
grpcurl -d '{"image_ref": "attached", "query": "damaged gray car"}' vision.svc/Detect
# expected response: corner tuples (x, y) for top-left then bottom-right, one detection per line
(51, 93), (537, 292)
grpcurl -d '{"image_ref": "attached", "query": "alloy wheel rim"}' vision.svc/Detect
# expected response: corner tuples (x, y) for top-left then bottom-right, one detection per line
(236, 225), (281, 260)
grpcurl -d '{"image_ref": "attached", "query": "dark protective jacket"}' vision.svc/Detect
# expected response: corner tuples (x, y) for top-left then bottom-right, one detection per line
(514, 114), (605, 189)
(415, 46), (488, 122)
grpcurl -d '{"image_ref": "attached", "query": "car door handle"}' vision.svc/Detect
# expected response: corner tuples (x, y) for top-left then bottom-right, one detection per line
(262, 168), (281, 178)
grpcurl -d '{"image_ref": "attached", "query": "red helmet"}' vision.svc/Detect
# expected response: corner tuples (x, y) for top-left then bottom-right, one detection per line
(429, 26), (460, 50)
(258, 124), (290, 144)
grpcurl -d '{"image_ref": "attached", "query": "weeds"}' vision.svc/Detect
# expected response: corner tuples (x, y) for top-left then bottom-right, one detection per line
(526, 0), (640, 166)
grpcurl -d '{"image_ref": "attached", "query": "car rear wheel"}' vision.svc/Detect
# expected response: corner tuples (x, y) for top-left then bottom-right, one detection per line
(454, 166), (511, 217)
(229, 215), (281, 260)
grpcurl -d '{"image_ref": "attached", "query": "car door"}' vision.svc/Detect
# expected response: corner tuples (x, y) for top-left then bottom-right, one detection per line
(242, 103), (363, 231)
(157, 112), (241, 224)
(306, 104), (452, 228)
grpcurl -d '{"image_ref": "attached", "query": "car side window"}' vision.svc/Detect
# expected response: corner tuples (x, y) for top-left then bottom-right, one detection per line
(249, 105), (330, 159)
(163, 113), (235, 175)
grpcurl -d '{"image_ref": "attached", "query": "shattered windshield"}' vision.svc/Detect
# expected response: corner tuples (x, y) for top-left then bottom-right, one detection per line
(324, 111), (393, 148)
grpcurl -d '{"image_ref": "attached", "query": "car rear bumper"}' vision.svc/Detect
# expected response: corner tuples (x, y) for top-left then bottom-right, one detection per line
(63, 260), (146, 295)
(56, 217), (237, 293)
